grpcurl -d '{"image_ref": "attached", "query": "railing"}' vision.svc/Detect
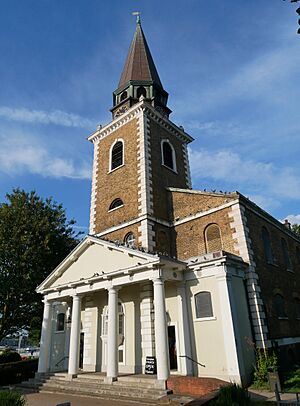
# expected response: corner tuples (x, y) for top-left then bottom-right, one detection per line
(55, 355), (69, 367)
(179, 355), (205, 367)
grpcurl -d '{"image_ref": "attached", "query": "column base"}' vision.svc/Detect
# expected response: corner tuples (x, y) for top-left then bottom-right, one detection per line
(104, 376), (118, 384)
(155, 379), (167, 390)
(67, 373), (78, 380)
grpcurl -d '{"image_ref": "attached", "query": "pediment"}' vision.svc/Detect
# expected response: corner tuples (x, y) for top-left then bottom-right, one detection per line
(37, 236), (158, 293)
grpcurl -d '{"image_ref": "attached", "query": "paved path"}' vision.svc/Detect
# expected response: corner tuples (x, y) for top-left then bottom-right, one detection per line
(25, 392), (157, 406)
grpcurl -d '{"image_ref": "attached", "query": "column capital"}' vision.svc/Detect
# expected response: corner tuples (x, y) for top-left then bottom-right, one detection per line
(152, 276), (164, 285)
(107, 285), (121, 293)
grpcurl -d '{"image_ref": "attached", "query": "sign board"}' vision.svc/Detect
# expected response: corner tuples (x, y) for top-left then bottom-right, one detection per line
(145, 356), (156, 375)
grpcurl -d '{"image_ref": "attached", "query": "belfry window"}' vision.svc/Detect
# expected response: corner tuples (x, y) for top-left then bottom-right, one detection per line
(205, 224), (222, 253)
(137, 86), (147, 99)
(110, 140), (124, 171)
(273, 293), (287, 318)
(109, 198), (123, 211)
(161, 140), (176, 172)
(195, 291), (213, 319)
(120, 91), (127, 101)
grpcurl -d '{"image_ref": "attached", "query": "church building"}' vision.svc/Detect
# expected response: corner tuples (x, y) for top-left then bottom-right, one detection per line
(36, 18), (300, 387)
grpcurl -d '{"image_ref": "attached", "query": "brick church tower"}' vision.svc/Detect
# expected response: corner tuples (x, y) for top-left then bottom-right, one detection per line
(88, 18), (193, 254)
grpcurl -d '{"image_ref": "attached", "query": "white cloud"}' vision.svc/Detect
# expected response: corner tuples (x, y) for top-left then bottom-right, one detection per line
(0, 133), (91, 179)
(189, 147), (300, 201)
(0, 106), (96, 129)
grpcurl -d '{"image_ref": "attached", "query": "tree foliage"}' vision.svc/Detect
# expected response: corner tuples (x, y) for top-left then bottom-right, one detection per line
(0, 189), (79, 341)
(292, 223), (300, 237)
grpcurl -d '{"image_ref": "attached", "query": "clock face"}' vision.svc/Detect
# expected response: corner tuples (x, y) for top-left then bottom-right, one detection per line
(115, 105), (129, 117)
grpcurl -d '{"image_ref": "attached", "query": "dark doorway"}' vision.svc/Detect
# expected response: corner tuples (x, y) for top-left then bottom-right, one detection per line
(168, 326), (177, 370)
(79, 332), (84, 369)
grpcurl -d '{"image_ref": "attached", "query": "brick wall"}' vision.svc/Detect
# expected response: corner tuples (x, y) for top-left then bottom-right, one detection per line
(100, 223), (141, 247)
(174, 207), (239, 260)
(245, 207), (300, 339)
(93, 119), (139, 234)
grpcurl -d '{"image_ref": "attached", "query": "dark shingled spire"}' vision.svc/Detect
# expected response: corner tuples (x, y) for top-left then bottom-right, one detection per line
(118, 20), (163, 89)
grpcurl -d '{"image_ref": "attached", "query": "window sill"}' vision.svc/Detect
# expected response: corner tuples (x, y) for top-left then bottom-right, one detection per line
(194, 316), (216, 322)
(277, 317), (288, 320)
(108, 205), (124, 213)
(108, 164), (125, 174)
(162, 164), (178, 174)
(286, 268), (294, 273)
(55, 330), (65, 334)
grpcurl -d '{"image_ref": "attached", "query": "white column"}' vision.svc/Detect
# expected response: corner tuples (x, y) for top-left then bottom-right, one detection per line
(153, 277), (169, 382)
(177, 282), (193, 375)
(68, 294), (82, 377)
(105, 286), (119, 382)
(37, 297), (52, 374)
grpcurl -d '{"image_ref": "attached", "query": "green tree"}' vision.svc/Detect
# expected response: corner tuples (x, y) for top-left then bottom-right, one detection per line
(292, 223), (300, 237)
(0, 189), (79, 342)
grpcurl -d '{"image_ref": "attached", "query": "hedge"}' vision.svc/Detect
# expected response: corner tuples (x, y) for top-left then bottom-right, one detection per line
(0, 358), (38, 385)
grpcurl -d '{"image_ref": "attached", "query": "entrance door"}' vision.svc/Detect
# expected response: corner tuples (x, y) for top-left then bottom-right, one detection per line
(79, 332), (84, 369)
(168, 325), (177, 370)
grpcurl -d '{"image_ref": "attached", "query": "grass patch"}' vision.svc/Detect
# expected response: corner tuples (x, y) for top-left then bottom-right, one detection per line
(282, 369), (300, 392)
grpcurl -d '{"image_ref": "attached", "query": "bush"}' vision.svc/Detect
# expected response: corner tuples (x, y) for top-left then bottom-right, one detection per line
(0, 358), (38, 385)
(253, 348), (278, 388)
(283, 369), (300, 392)
(211, 383), (251, 406)
(0, 390), (27, 406)
(0, 350), (22, 364)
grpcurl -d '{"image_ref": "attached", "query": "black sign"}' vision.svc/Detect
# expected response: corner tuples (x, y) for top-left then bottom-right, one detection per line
(145, 356), (157, 375)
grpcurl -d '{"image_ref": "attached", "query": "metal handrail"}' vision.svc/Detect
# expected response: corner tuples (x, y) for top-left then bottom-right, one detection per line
(55, 355), (69, 367)
(179, 355), (205, 367)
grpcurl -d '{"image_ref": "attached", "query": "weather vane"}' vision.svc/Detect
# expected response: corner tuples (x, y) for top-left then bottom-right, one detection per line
(132, 11), (141, 24)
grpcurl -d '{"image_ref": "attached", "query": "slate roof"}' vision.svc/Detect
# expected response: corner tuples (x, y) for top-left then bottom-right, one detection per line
(118, 21), (163, 89)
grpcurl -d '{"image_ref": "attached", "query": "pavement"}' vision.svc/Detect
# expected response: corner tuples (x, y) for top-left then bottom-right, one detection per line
(249, 388), (300, 402)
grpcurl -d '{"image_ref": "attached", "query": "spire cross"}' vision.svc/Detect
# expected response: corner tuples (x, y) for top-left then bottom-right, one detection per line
(132, 11), (141, 24)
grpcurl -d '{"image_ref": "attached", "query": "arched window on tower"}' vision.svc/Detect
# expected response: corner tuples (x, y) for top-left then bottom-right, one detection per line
(110, 140), (124, 171)
(205, 224), (222, 253)
(262, 227), (274, 264)
(281, 238), (292, 270)
(109, 198), (124, 211)
(161, 140), (176, 172)
(137, 86), (147, 99)
(124, 232), (136, 248)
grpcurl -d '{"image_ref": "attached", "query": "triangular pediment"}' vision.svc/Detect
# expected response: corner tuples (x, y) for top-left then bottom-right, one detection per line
(37, 236), (159, 293)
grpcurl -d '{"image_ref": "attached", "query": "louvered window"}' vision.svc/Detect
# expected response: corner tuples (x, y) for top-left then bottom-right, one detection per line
(195, 292), (213, 319)
(111, 141), (123, 170)
(205, 224), (222, 253)
(109, 198), (123, 211)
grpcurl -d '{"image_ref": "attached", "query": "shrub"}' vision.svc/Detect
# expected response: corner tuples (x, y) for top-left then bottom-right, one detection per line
(211, 383), (251, 406)
(0, 358), (38, 385)
(253, 348), (278, 388)
(0, 350), (22, 364)
(0, 390), (27, 406)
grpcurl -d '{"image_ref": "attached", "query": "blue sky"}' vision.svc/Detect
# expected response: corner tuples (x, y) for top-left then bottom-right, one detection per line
(0, 0), (299, 231)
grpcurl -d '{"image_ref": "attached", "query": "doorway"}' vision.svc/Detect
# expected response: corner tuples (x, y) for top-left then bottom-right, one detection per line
(168, 325), (177, 370)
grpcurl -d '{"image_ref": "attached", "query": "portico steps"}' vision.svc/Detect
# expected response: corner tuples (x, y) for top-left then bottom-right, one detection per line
(17, 372), (172, 403)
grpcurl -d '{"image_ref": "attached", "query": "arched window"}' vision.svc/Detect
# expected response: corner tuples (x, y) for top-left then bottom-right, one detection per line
(120, 91), (127, 101)
(195, 291), (213, 319)
(161, 140), (176, 171)
(109, 198), (123, 211)
(281, 238), (291, 269)
(273, 294), (287, 318)
(110, 140), (124, 171)
(205, 224), (222, 253)
(262, 227), (274, 264)
(124, 232), (136, 248)
(137, 86), (146, 99)
(56, 313), (65, 332)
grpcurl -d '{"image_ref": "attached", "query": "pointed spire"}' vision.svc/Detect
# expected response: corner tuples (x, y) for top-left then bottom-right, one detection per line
(118, 20), (163, 89)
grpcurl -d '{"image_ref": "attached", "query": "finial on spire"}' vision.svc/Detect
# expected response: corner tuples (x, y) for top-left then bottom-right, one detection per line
(132, 11), (141, 25)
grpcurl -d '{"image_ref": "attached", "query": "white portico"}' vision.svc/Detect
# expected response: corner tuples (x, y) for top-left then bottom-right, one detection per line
(36, 235), (188, 384)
